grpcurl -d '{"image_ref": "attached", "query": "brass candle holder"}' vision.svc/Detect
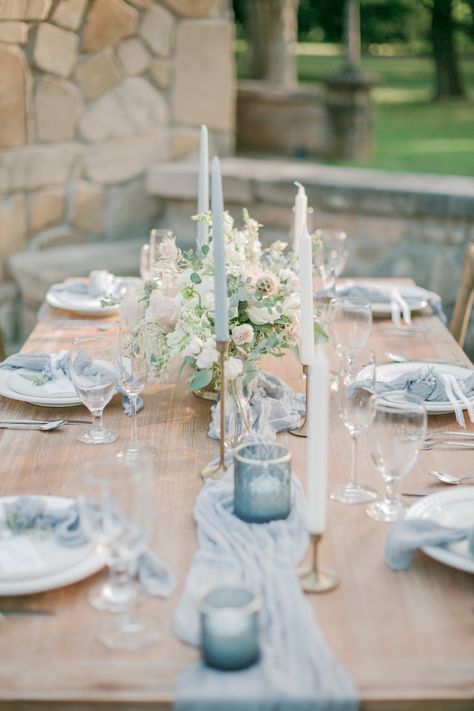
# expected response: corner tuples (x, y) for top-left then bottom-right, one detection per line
(299, 532), (339, 593)
(289, 364), (310, 437)
(201, 340), (229, 480)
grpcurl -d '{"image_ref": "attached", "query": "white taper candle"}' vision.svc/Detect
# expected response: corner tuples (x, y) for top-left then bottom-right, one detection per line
(307, 346), (329, 534)
(197, 125), (209, 246)
(299, 223), (314, 365)
(211, 157), (229, 342)
(293, 182), (307, 255)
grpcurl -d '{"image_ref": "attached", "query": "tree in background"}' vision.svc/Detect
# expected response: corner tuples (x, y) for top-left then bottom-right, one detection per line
(430, 0), (466, 98)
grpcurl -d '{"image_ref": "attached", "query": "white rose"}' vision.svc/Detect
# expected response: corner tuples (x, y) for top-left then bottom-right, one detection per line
(157, 236), (179, 262)
(196, 346), (219, 370)
(224, 357), (244, 381)
(247, 304), (280, 326)
(119, 287), (146, 326)
(145, 291), (180, 327)
(232, 323), (254, 346)
(183, 335), (203, 357)
(280, 268), (300, 292)
(282, 293), (300, 316)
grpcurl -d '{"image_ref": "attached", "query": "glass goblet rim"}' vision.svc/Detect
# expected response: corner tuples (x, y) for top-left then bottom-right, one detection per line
(199, 585), (261, 617)
(234, 442), (291, 466)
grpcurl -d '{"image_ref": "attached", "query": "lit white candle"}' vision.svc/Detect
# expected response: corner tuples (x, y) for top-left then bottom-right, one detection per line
(307, 346), (329, 534)
(293, 182), (307, 255)
(197, 125), (209, 246)
(211, 157), (229, 342)
(299, 223), (314, 365)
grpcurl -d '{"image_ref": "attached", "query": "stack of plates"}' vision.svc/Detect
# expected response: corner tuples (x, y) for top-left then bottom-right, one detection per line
(0, 496), (103, 595)
(0, 367), (81, 408)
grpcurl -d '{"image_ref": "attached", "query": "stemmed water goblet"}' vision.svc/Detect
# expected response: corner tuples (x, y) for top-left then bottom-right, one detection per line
(312, 228), (349, 279)
(313, 266), (336, 337)
(328, 296), (372, 360)
(330, 348), (377, 504)
(79, 448), (161, 650)
(115, 321), (148, 455)
(366, 391), (427, 522)
(69, 336), (118, 445)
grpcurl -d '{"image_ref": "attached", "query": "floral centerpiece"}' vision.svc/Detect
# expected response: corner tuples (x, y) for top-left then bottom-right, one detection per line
(120, 210), (321, 393)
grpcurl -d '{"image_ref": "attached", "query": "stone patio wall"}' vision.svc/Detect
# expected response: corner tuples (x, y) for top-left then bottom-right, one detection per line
(0, 0), (235, 343)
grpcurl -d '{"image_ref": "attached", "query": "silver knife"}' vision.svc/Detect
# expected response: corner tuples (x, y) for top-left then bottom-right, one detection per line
(0, 609), (56, 618)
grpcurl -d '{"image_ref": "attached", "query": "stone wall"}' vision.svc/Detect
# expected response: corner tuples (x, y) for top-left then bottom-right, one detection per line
(0, 0), (235, 344)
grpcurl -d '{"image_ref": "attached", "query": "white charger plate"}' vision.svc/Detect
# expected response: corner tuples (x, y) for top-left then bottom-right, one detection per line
(337, 282), (429, 317)
(0, 369), (81, 408)
(407, 487), (474, 574)
(8, 370), (77, 401)
(46, 282), (119, 317)
(0, 496), (104, 595)
(372, 361), (474, 415)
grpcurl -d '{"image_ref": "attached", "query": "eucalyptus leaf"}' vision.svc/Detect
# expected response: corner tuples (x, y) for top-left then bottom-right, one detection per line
(190, 368), (213, 392)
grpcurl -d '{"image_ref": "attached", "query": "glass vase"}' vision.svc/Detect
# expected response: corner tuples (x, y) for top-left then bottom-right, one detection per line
(216, 374), (252, 450)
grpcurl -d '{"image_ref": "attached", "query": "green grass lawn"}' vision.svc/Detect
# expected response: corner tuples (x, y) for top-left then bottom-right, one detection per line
(237, 47), (474, 177)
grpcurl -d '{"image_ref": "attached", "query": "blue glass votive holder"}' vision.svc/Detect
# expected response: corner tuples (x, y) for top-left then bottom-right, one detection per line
(234, 442), (291, 523)
(199, 586), (260, 671)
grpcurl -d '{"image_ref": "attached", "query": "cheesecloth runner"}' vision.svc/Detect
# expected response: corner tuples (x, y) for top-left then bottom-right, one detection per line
(173, 470), (358, 711)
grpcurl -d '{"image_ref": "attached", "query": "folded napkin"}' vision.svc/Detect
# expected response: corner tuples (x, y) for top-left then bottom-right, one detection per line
(0, 352), (143, 415)
(337, 283), (446, 323)
(51, 271), (117, 300)
(3, 497), (175, 597)
(385, 518), (474, 571)
(174, 469), (357, 711)
(356, 366), (474, 404)
(209, 372), (305, 443)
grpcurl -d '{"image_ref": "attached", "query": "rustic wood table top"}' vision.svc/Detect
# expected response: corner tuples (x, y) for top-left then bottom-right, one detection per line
(0, 298), (473, 711)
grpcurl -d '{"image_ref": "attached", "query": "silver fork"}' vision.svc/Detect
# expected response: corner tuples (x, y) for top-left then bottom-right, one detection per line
(425, 430), (474, 441)
(422, 439), (474, 450)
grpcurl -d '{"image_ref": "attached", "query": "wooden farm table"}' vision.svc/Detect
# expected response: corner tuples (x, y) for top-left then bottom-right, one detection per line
(0, 300), (473, 710)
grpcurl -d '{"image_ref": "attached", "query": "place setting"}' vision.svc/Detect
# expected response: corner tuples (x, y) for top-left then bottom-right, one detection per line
(46, 270), (141, 318)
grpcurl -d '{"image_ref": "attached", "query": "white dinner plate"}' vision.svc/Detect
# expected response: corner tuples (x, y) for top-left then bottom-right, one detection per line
(8, 370), (77, 400)
(0, 369), (81, 408)
(371, 361), (474, 415)
(337, 282), (429, 317)
(407, 487), (474, 574)
(46, 282), (119, 317)
(0, 496), (104, 595)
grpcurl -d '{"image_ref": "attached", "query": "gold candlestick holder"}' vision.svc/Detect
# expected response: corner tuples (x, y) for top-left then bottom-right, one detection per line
(201, 340), (229, 480)
(289, 364), (310, 437)
(299, 533), (339, 593)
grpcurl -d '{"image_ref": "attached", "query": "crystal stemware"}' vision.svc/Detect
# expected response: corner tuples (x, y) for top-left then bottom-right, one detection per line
(70, 337), (118, 445)
(312, 228), (349, 279)
(328, 296), (372, 359)
(366, 391), (427, 522)
(79, 447), (162, 650)
(313, 266), (336, 336)
(330, 349), (377, 504)
(116, 322), (148, 455)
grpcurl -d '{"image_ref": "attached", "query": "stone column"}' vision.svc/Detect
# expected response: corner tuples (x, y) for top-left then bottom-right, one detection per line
(246, 0), (298, 88)
(345, 0), (361, 72)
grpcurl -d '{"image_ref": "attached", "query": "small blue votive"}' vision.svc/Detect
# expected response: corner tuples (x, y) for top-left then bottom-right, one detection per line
(234, 443), (291, 523)
(199, 586), (260, 671)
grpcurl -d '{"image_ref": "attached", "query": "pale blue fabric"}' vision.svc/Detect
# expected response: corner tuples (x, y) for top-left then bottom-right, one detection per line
(355, 366), (474, 403)
(336, 284), (446, 323)
(0, 353), (143, 415)
(174, 469), (358, 711)
(385, 518), (474, 571)
(209, 372), (305, 442)
(3, 497), (175, 596)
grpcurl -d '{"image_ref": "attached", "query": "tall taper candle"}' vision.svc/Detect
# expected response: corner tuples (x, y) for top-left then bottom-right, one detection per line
(299, 223), (314, 365)
(197, 125), (209, 246)
(307, 346), (329, 533)
(211, 157), (229, 341)
(293, 182), (307, 255)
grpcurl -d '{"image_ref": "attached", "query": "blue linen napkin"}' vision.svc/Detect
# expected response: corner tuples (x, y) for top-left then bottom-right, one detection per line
(355, 366), (474, 403)
(3, 497), (175, 597)
(385, 518), (474, 571)
(174, 469), (358, 711)
(336, 284), (447, 323)
(0, 352), (143, 415)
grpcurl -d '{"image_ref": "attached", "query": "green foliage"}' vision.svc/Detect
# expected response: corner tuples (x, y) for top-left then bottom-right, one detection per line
(190, 368), (213, 392)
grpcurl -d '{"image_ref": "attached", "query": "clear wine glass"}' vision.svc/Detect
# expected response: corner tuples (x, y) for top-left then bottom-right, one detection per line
(79, 447), (162, 650)
(313, 266), (336, 336)
(70, 337), (118, 445)
(328, 296), (372, 360)
(116, 322), (148, 455)
(312, 228), (349, 279)
(366, 391), (427, 522)
(149, 228), (175, 281)
(330, 349), (377, 504)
